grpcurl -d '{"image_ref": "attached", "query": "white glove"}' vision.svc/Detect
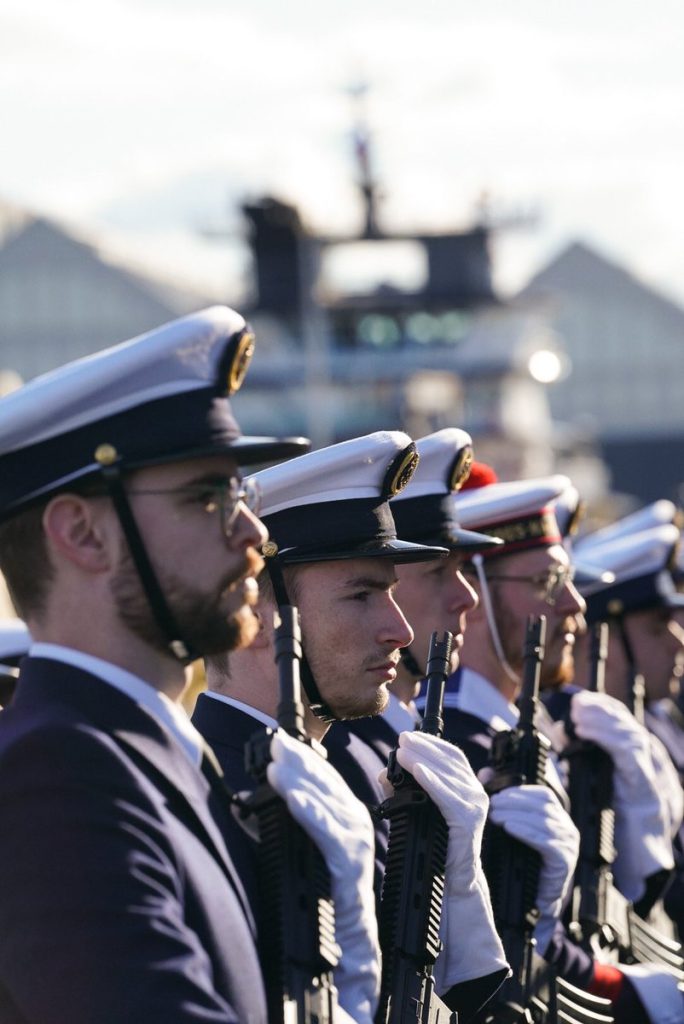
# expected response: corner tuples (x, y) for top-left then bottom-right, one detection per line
(570, 690), (674, 901)
(648, 732), (684, 838)
(619, 963), (684, 1024)
(267, 729), (380, 1024)
(393, 731), (509, 991)
(488, 784), (579, 954)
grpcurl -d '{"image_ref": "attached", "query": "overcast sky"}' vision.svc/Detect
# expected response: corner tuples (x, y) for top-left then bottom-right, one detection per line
(3, 0), (684, 302)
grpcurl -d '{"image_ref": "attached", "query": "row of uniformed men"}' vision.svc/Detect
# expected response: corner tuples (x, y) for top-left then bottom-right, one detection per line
(0, 305), (682, 1023)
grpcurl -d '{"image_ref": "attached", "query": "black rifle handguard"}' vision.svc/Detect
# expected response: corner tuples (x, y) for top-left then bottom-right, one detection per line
(244, 605), (339, 1024)
(481, 615), (549, 1022)
(376, 631), (457, 1024)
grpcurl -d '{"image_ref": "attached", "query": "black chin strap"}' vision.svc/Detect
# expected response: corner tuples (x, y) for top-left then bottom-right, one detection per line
(264, 554), (336, 723)
(615, 616), (645, 724)
(99, 461), (197, 663)
(400, 646), (424, 679)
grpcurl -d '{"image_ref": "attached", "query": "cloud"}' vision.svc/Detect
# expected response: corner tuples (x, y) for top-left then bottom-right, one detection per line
(2, 0), (684, 302)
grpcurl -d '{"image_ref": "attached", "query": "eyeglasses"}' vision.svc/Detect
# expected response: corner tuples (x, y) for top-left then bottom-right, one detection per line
(475, 564), (576, 606)
(126, 476), (261, 538)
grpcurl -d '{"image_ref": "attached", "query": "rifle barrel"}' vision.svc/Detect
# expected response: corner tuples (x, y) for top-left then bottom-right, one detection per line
(588, 622), (609, 694)
(421, 632), (453, 738)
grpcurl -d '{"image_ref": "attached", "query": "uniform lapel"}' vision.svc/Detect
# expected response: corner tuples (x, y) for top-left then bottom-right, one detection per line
(14, 658), (257, 934)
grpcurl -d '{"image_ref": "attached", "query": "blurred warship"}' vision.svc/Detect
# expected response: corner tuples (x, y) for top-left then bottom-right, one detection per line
(232, 101), (601, 492)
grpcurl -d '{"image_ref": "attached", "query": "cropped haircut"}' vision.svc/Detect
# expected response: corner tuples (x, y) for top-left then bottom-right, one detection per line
(0, 479), (117, 621)
(257, 563), (302, 608)
(0, 503), (54, 620)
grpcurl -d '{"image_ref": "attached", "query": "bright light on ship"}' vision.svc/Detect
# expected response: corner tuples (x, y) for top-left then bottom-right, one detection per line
(528, 349), (563, 383)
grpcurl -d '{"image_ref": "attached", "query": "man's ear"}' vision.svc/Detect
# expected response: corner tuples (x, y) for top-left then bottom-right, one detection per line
(42, 494), (114, 573)
(249, 601), (273, 650)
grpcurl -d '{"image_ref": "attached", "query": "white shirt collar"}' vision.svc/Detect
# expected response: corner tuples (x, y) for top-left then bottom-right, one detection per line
(29, 643), (204, 766)
(382, 692), (421, 735)
(457, 665), (567, 802)
(203, 690), (278, 731)
(455, 667), (519, 732)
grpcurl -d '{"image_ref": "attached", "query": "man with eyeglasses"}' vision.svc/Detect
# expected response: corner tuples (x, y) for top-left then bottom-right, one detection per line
(0, 306), (384, 1024)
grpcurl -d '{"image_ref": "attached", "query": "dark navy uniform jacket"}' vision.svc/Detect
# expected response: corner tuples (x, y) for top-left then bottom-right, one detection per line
(193, 692), (389, 906)
(324, 703), (509, 1023)
(0, 657), (266, 1024)
(642, 700), (684, 936)
(195, 694), (508, 1023)
(439, 670), (651, 1020)
(330, 712), (398, 767)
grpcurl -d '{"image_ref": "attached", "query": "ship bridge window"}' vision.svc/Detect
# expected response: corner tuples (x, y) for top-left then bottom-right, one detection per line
(357, 314), (401, 348)
(405, 311), (471, 345)
(406, 313), (439, 344)
(321, 240), (427, 297)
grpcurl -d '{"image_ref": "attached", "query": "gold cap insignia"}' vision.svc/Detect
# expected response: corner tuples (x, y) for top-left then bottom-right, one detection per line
(384, 444), (419, 498)
(449, 446), (473, 492)
(262, 540), (279, 558)
(566, 498), (586, 537)
(94, 443), (119, 466)
(226, 329), (255, 395)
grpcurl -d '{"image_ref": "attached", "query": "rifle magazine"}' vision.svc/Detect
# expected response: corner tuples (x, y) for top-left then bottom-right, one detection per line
(254, 788), (339, 1024)
(377, 787), (449, 1024)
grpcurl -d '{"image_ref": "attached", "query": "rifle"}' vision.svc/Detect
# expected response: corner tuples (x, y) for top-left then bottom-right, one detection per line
(375, 631), (457, 1024)
(614, 617), (646, 725)
(244, 605), (339, 1024)
(481, 614), (550, 1022)
(482, 617), (615, 1024)
(563, 622), (684, 982)
(564, 623), (617, 956)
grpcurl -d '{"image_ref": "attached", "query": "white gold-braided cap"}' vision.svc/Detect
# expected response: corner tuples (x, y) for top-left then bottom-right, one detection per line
(391, 428), (473, 500)
(575, 523), (680, 591)
(253, 430), (416, 516)
(455, 475), (571, 530)
(577, 500), (678, 551)
(0, 306), (246, 456)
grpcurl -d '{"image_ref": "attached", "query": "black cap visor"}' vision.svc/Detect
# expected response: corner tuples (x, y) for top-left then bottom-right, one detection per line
(275, 538), (449, 566)
(422, 525), (503, 553)
(584, 570), (684, 621)
(391, 493), (502, 554)
(262, 496), (448, 567)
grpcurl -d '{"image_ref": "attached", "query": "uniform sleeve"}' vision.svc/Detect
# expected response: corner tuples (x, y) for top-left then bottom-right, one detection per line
(0, 726), (249, 1024)
(443, 968), (510, 1022)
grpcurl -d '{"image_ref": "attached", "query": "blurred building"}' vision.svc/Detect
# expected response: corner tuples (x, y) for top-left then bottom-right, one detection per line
(0, 194), (604, 492)
(520, 241), (684, 504)
(0, 197), (638, 507)
(0, 206), (214, 382)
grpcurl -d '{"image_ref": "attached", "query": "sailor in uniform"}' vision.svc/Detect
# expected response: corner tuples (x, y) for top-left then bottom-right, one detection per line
(194, 430), (510, 1022)
(452, 473), (683, 1022)
(0, 306), (377, 1024)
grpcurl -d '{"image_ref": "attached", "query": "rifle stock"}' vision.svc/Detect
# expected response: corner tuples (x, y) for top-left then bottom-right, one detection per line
(376, 631), (457, 1024)
(481, 614), (549, 1022)
(244, 605), (339, 1024)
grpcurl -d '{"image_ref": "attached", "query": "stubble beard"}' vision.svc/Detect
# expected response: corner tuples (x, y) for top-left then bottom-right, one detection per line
(492, 588), (575, 690)
(109, 549), (258, 658)
(539, 619), (577, 689)
(303, 643), (393, 721)
(329, 683), (390, 721)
